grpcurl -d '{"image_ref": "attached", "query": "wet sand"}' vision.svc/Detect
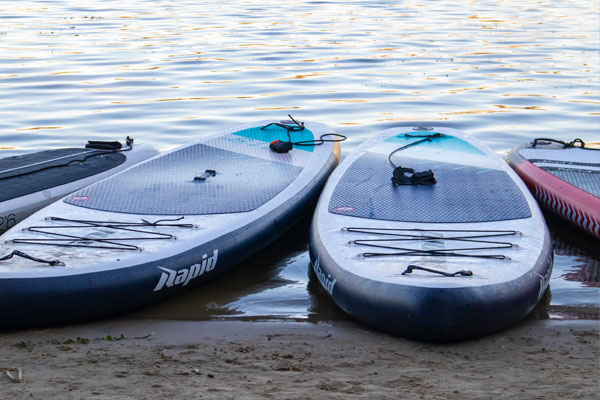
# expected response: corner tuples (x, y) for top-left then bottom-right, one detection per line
(1, 318), (598, 399)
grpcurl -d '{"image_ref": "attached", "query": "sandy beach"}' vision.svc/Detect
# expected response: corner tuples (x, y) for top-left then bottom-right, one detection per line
(1, 318), (598, 399)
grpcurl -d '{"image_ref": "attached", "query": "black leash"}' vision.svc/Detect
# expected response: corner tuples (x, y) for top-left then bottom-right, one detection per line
(401, 264), (473, 277)
(387, 133), (444, 168)
(261, 114), (346, 153)
(532, 137), (597, 150)
(0, 250), (64, 266)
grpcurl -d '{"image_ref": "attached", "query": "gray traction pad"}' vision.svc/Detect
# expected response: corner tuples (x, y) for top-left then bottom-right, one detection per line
(65, 144), (302, 215)
(328, 152), (531, 223)
(519, 147), (600, 165)
(540, 167), (600, 197)
(518, 147), (600, 197)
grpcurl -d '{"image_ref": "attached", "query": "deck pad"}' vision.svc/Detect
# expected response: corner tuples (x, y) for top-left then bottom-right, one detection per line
(328, 152), (531, 223)
(65, 143), (302, 215)
(537, 168), (600, 197)
(0, 149), (126, 202)
(518, 147), (600, 197)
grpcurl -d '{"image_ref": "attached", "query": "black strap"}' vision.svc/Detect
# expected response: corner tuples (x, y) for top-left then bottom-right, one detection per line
(269, 140), (293, 153)
(532, 137), (587, 149)
(0, 250), (64, 266)
(391, 166), (436, 186)
(86, 141), (122, 151)
(401, 264), (473, 277)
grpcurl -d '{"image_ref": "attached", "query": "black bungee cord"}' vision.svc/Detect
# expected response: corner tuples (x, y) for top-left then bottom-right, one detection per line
(9, 216), (194, 251)
(343, 227), (520, 277)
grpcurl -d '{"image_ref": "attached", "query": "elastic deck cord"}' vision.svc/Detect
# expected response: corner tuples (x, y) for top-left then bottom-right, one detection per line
(344, 227), (518, 263)
(10, 216), (194, 251)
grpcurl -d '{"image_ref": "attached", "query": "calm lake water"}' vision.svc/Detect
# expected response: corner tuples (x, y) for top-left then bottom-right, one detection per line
(1, 0), (598, 323)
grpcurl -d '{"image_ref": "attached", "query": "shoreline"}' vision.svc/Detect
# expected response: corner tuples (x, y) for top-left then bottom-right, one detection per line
(1, 318), (598, 399)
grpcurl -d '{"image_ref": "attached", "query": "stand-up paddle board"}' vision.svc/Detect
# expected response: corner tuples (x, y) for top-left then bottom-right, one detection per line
(0, 138), (157, 234)
(0, 117), (342, 329)
(309, 127), (553, 341)
(507, 138), (600, 239)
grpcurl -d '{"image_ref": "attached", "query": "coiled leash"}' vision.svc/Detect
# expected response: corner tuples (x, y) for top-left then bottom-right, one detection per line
(388, 132), (443, 186)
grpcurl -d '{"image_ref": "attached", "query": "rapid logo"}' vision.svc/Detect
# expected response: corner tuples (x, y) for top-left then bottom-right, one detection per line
(153, 250), (219, 292)
(312, 257), (336, 295)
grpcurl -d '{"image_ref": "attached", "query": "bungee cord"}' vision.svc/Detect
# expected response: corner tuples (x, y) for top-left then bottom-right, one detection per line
(343, 227), (518, 260)
(9, 216), (194, 251)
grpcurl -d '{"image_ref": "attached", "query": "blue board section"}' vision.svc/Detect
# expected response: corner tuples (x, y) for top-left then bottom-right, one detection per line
(65, 143), (302, 215)
(233, 126), (315, 152)
(328, 152), (531, 223)
(384, 133), (485, 155)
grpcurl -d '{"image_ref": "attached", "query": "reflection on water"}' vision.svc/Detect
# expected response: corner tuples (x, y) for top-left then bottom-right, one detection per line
(129, 218), (349, 322)
(132, 212), (600, 323)
(1, 0), (599, 323)
(530, 211), (600, 321)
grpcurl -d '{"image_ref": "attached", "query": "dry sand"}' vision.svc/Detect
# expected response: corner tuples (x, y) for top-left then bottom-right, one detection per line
(1, 318), (598, 399)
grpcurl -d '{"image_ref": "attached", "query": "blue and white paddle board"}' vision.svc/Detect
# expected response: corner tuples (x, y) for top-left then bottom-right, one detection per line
(309, 126), (553, 341)
(0, 118), (340, 329)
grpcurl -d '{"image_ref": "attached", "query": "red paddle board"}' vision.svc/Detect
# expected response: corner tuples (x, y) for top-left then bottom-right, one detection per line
(507, 138), (600, 239)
